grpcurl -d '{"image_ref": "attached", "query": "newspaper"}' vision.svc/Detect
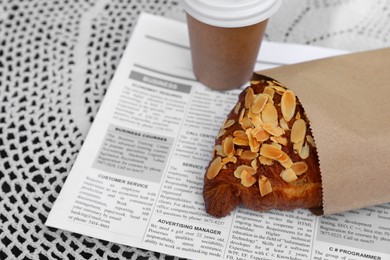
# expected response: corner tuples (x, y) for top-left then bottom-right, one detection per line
(46, 13), (390, 260)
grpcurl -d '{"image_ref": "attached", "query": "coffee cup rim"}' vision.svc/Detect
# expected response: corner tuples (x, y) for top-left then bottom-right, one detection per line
(182, 0), (283, 28)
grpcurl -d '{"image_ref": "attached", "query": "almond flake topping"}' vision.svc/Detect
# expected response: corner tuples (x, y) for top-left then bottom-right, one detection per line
(272, 85), (287, 94)
(259, 176), (272, 196)
(245, 87), (255, 109)
(271, 136), (288, 146)
(215, 79), (314, 188)
(281, 90), (296, 122)
(299, 142), (310, 159)
(222, 119), (235, 129)
(265, 95), (274, 104)
(240, 150), (258, 160)
(279, 118), (289, 130)
(251, 116), (263, 128)
(251, 94), (268, 114)
(252, 128), (270, 142)
(233, 137), (249, 146)
(306, 135), (316, 147)
(246, 129), (260, 152)
(251, 159), (258, 170)
(261, 103), (278, 125)
(295, 112), (301, 120)
(247, 110), (259, 120)
(241, 170), (257, 187)
(223, 136), (235, 157)
(207, 157), (223, 179)
(249, 79), (261, 85)
(262, 122), (285, 137)
(240, 117), (253, 130)
(291, 119), (306, 144)
(281, 159), (294, 169)
(234, 102), (241, 114)
(259, 155), (273, 165)
(280, 168), (298, 182)
(277, 152), (289, 163)
(239, 108), (245, 122)
(234, 165), (256, 178)
(293, 141), (304, 154)
(217, 129), (226, 138)
(222, 156), (237, 166)
(233, 130), (247, 138)
(260, 143), (283, 159)
(270, 142), (282, 150)
(214, 144), (225, 157)
(263, 86), (275, 100)
(291, 161), (308, 176)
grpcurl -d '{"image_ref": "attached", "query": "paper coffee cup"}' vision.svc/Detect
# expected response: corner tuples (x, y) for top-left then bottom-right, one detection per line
(182, 0), (283, 90)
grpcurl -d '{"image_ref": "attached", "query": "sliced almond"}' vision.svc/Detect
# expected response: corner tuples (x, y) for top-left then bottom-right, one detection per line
(295, 112), (301, 120)
(252, 128), (270, 142)
(306, 135), (316, 147)
(277, 152), (289, 163)
(262, 122), (285, 137)
(260, 143), (283, 159)
(247, 110), (259, 120)
(251, 159), (258, 170)
(234, 102), (241, 114)
(261, 103), (278, 125)
(214, 144), (225, 157)
(222, 156), (237, 166)
(291, 119), (306, 144)
(281, 90), (296, 122)
(251, 115), (263, 128)
(233, 130), (246, 138)
(207, 157), (223, 179)
(240, 117), (253, 130)
(279, 118), (289, 131)
(245, 87), (255, 109)
(291, 161), (308, 176)
(246, 128), (260, 152)
(251, 94), (268, 114)
(299, 142), (310, 159)
(223, 136), (235, 157)
(259, 176), (272, 196)
(233, 137), (249, 146)
(272, 85), (286, 94)
(271, 142), (282, 150)
(234, 165), (256, 178)
(266, 80), (276, 86)
(281, 158), (293, 169)
(240, 150), (258, 160)
(241, 170), (257, 187)
(271, 136), (288, 146)
(239, 108), (245, 122)
(217, 129), (226, 139)
(293, 140), (304, 154)
(236, 148), (243, 156)
(222, 119), (235, 129)
(280, 168), (298, 182)
(259, 155), (274, 165)
(265, 95), (274, 105)
(263, 86), (275, 100)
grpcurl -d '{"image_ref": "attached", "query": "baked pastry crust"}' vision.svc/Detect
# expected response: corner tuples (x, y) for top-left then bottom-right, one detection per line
(203, 74), (323, 218)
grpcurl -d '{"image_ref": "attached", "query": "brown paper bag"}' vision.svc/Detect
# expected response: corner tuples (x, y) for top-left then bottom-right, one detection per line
(260, 48), (390, 215)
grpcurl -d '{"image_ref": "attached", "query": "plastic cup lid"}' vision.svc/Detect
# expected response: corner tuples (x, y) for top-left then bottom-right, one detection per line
(182, 0), (283, 28)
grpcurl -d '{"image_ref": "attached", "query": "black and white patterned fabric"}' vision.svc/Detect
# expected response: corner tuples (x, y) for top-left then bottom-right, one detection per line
(1, 0), (389, 259)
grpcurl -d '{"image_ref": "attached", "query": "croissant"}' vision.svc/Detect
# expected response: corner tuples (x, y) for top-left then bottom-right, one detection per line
(203, 73), (323, 218)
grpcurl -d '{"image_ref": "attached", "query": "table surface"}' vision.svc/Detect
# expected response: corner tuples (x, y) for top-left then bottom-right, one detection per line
(1, 0), (389, 259)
